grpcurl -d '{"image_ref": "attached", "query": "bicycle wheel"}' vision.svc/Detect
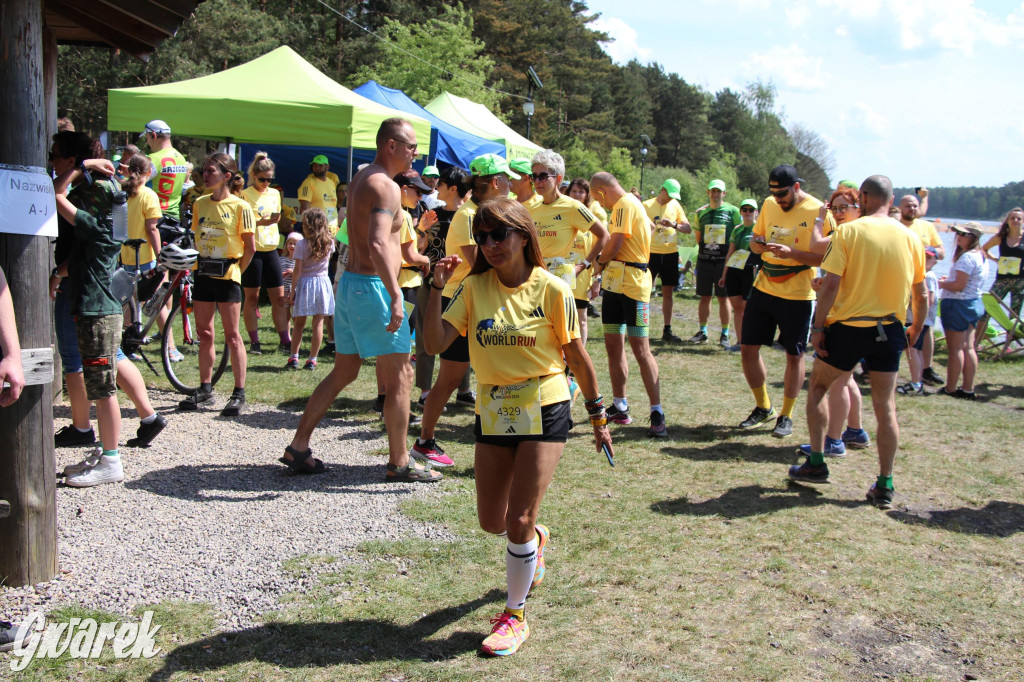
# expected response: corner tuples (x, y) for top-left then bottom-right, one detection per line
(161, 299), (230, 394)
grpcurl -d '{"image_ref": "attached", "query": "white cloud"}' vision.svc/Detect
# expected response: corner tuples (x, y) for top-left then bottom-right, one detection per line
(743, 44), (827, 92)
(838, 102), (889, 140)
(591, 16), (654, 64)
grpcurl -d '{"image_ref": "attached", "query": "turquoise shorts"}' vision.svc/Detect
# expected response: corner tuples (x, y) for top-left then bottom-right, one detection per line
(334, 272), (412, 359)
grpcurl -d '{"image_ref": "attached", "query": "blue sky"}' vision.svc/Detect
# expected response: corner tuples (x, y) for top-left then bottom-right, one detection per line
(585, 0), (1024, 189)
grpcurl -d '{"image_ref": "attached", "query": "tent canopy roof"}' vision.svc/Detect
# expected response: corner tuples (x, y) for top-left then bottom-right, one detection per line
(424, 91), (541, 161)
(107, 46), (432, 151)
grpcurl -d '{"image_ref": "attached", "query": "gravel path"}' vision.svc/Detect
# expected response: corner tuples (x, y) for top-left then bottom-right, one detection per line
(1, 390), (457, 631)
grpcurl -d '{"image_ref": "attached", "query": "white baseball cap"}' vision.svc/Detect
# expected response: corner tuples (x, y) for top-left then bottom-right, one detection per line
(139, 119), (171, 137)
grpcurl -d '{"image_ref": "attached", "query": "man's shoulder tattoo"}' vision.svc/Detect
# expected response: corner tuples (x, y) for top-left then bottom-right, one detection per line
(370, 206), (395, 217)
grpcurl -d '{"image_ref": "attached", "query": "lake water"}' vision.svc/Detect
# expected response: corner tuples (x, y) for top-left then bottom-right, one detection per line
(930, 218), (998, 290)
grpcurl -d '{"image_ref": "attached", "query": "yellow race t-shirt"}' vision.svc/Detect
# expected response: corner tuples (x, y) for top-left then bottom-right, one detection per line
(443, 267), (579, 408)
(122, 186), (162, 267)
(570, 228), (595, 301)
(241, 185), (282, 252)
(191, 194), (256, 283)
(298, 172), (340, 228)
(603, 194), (653, 302)
(905, 218), (942, 249)
(441, 198), (478, 298)
(752, 195), (835, 301)
(529, 195), (596, 287)
(589, 200), (608, 225)
(398, 210), (422, 289)
(644, 197), (688, 254)
(520, 193), (543, 210)
(821, 216), (926, 326)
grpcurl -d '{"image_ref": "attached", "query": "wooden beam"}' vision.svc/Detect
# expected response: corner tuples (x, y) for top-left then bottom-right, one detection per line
(48, 0), (160, 58)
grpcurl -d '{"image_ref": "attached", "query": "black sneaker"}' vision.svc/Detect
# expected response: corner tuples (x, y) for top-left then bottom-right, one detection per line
(662, 329), (683, 343)
(320, 341), (336, 357)
(953, 388), (977, 401)
(866, 483), (894, 509)
(788, 459), (830, 483)
(739, 405), (776, 429)
(221, 390), (246, 417)
(0, 620), (32, 653)
(455, 391), (476, 406)
(249, 342), (263, 356)
(606, 404), (632, 425)
(688, 330), (709, 344)
(54, 424), (96, 448)
(921, 367), (943, 385)
(280, 342), (292, 353)
(127, 414), (167, 448)
(719, 333), (730, 348)
(373, 394), (386, 412)
(418, 394), (446, 413)
(772, 415), (794, 438)
(648, 410), (667, 438)
(587, 304), (600, 318)
(179, 388), (214, 411)
(409, 412), (422, 426)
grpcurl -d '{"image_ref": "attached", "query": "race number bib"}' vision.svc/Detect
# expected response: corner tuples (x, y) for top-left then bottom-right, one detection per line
(998, 256), (1021, 276)
(478, 378), (542, 435)
(727, 249), (751, 269)
(544, 257), (577, 287)
(326, 206), (339, 227)
(706, 224), (727, 245)
(602, 260), (625, 293)
(653, 227), (676, 249)
(768, 226), (795, 248)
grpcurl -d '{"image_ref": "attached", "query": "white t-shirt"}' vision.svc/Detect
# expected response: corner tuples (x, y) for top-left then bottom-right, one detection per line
(940, 251), (988, 301)
(924, 271), (939, 326)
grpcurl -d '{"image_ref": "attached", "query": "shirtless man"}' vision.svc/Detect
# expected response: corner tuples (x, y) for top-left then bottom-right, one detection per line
(281, 118), (441, 482)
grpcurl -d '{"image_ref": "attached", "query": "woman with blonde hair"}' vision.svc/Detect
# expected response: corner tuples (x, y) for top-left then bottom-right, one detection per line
(286, 208), (335, 370)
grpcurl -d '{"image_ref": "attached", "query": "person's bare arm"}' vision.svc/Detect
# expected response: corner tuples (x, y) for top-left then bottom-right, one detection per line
(596, 233), (626, 264)
(365, 177), (406, 333)
(0, 267), (25, 406)
(809, 204), (832, 254)
(938, 270), (969, 292)
(981, 235), (1000, 262)
(402, 239), (430, 268)
(907, 280), (928, 347)
(718, 244), (737, 288)
(764, 243), (824, 267)
(562, 337), (613, 455)
(580, 220), (609, 276)
(424, 255), (464, 354)
(144, 217), (161, 259)
(289, 257), (304, 303)
(238, 233), (256, 276)
(810, 272), (842, 357)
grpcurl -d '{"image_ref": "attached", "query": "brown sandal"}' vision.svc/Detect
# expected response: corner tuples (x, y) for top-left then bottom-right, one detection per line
(385, 460), (442, 483)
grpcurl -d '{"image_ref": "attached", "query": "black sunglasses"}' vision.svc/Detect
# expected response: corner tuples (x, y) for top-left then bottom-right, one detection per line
(529, 172), (555, 182)
(740, 207), (755, 212)
(256, 176), (275, 183)
(472, 225), (517, 246)
(768, 187), (791, 198)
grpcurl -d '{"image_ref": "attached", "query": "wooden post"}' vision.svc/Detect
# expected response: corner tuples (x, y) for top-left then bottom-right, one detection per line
(0, 0), (59, 586)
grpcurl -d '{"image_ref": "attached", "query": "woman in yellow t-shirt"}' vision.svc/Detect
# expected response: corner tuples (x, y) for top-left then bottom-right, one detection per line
(424, 198), (613, 658)
(567, 178), (605, 342)
(180, 152), (256, 416)
(240, 152), (290, 355)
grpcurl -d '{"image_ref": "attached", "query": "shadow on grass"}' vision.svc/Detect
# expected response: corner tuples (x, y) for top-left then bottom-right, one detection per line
(651, 482), (862, 518)
(125, 463), (422, 502)
(147, 589), (504, 679)
(888, 501), (1024, 537)
(661, 440), (801, 464)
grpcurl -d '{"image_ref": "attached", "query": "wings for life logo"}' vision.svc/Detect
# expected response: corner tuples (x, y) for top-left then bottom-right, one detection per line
(475, 318), (537, 348)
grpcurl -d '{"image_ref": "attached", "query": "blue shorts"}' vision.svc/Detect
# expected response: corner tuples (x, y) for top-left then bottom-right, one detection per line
(54, 290), (127, 374)
(940, 297), (984, 333)
(334, 272), (412, 359)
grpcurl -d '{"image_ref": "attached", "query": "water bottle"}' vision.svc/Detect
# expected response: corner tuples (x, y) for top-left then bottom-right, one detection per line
(143, 281), (170, 317)
(111, 189), (128, 242)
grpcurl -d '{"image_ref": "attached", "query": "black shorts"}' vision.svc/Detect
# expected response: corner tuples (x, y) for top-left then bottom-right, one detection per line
(741, 288), (812, 356)
(440, 295), (470, 363)
(820, 322), (907, 373)
(475, 400), (571, 445)
(601, 290), (650, 329)
(193, 275), (243, 303)
(725, 264), (759, 299)
(911, 324), (931, 351)
(648, 252), (680, 287)
(696, 258), (727, 297)
(241, 249), (284, 289)
(574, 298), (589, 310)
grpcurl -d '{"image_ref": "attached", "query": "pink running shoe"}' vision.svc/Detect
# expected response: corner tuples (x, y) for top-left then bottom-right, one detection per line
(410, 438), (454, 467)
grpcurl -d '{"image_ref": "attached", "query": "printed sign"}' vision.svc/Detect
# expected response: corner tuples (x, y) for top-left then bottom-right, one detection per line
(0, 164), (57, 237)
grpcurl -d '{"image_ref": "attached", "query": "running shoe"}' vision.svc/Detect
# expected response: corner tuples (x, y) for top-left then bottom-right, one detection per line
(727, 344), (742, 352)
(409, 412), (422, 426)
(127, 414), (167, 448)
(648, 410), (668, 438)
(587, 304), (600, 318)
(688, 330), (709, 345)
(417, 394), (446, 413)
(771, 415), (794, 438)
(303, 359), (317, 370)
(945, 388), (977, 401)
(921, 367), (944, 385)
(65, 455), (124, 488)
(61, 446), (103, 477)
(531, 524), (550, 590)
(221, 390), (246, 417)
(866, 483), (894, 510)
(738, 405), (776, 429)
(896, 382), (924, 396)
(841, 428), (871, 450)
(480, 612), (530, 657)
(719, 332), (730, 348)
(662, 329), (683, 343)
(54, 425), (96, 448)
(0, 620), (33, 653)
(168, 348), (184, 363)
(178, 388), (214, 410)
(410, 438), (454, 467)
(788, 458), (830, 484)
(373, 394), (386, 412)
(798, 436), (846, 458)
(285, 356), (299, 369)
(279, 342), (292, 353)
(605, 404), (632, 425)
(455, 391), (476, 406)
(249, 342), (263, 356)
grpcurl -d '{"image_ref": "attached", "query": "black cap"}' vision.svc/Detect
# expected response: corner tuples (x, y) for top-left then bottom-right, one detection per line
(394, 170), (433, 193)
(768, 164), (803, 188)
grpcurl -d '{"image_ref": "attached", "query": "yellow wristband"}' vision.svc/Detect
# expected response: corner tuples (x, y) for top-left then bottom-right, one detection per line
(589, 417), (607, 426)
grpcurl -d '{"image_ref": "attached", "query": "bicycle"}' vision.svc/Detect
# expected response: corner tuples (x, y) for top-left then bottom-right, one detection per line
(117, 233), (229, 394)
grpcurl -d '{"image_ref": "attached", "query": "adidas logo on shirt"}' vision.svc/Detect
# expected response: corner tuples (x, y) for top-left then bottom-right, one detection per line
(529, 307), (544, 318)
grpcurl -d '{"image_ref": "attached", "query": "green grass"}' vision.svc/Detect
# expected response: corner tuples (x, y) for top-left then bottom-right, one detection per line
(11, 293), (1024, 680)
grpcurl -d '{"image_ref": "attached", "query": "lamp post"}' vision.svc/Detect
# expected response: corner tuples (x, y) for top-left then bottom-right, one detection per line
(523, 98), (535, 141)
(639, 135), (652, 196)
(524, 66), (543, 141)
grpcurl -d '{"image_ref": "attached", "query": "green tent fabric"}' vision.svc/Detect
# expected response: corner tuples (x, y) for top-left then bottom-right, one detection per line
(107, 46), (431, 152)
(424, 92), (541, 160)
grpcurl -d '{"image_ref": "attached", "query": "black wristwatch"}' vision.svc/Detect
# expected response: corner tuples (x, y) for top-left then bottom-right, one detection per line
(580, 259), (592, 269)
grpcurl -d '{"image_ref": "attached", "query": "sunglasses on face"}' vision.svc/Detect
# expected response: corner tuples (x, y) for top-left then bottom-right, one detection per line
(472, 225), (517, 246)
(256, 176), (275, 183)
(740, 207), (755, 212)
(391, 138), (418, 153)
(529, 172), (555, 182)
(768, 187), (791, 198)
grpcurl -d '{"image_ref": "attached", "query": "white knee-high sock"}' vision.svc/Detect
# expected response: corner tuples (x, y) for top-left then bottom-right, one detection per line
(505, 538), (538, 611)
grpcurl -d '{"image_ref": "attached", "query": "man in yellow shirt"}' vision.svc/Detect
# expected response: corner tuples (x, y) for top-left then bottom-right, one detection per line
(298, 154), (341, 229)
(590, 172), (665, 438)
(790, 175), (927, 510)
(898, 192), (944, 385)
(643, 179), (690, 342)
(740, 164), (835, 438)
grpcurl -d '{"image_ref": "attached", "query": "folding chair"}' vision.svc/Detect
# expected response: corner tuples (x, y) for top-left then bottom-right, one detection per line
(676, 245), (699, 290)
(976, 292), (1024, 358)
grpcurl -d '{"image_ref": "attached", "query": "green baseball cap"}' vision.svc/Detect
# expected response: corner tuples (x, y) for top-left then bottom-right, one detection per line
(740, 198), (758, 210)
(311, 154), (329, 165)
(661, 178), (681, 200)
(838, 179), (858, 189)
(707, 179), (726, 192)
(470, 154), (521, 179)
(422, 165), (440, 178)
(508, 157), (532, 175)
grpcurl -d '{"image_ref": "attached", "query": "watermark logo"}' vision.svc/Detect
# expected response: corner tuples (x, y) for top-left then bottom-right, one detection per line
(9, 611), (161, 672)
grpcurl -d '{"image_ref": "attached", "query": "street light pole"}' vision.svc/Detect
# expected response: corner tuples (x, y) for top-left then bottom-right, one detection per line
(639, 134), (652, 196)
(524, 66), (543, 141)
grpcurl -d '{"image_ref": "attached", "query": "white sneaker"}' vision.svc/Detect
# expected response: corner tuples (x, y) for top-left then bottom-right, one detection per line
(62, 446), (103, 477)
(65, 455), (124, 487)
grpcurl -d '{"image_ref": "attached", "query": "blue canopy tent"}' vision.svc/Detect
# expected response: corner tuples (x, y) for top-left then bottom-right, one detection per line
(238, 145), (378, 198)
(353, 80), (505, 168)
